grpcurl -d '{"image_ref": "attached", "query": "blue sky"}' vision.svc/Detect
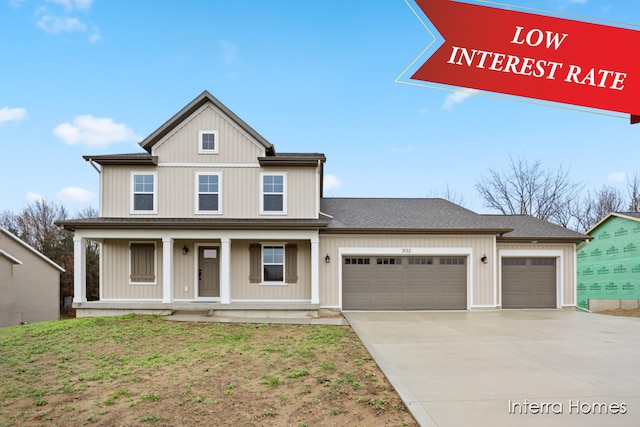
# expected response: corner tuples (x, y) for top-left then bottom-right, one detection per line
(1, 0), (639, 216)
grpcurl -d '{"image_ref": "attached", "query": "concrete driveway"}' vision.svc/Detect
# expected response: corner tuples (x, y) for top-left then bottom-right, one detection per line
(344, 309), (640, 427)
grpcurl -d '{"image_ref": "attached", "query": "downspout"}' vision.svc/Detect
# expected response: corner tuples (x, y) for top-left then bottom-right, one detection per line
(87, 159), (101, 174)
(576, 239), (590, 252)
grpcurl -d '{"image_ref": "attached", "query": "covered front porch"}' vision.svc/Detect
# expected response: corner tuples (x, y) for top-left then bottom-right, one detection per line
(70, 226), (322, 316)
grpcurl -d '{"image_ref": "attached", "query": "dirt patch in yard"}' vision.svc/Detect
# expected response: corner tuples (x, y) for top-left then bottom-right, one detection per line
(0, 316), (417, 427)
(594, 308), (640, 318)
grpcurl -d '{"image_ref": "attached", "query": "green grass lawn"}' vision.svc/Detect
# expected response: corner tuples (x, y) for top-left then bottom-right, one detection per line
(0, 315), (416, 426)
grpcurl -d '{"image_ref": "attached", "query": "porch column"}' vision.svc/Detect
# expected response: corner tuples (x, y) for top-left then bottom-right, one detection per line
(310, 236), (319, 304)
(73, 236), (87, 303)
(162, 237), (174, 303)
(220, 237), (231, 304)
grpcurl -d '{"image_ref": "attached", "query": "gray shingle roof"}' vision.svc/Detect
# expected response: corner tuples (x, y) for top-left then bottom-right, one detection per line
(320, 198), (510, 232)
(482, 215), (589, 241)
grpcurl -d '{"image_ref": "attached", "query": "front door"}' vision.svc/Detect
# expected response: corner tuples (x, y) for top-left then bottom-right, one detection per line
(198, 246), (220, 298)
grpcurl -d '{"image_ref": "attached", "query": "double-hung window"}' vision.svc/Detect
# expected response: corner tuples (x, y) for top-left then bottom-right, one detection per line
(131, 172), (156, 213)
(196, 173), (221, 213)
(198, 130), (218, 154)
(262, 245), (284, 283)
(261, 173), (286, 214)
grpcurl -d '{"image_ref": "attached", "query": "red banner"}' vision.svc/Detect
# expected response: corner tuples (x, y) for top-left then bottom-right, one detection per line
(411, 0), (640, 123)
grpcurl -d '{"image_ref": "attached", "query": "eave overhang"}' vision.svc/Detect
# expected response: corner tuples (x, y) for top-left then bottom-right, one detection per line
(83, 154), (158, 166)
(320, 228), (514, 235)
(258, 154), (326, 167)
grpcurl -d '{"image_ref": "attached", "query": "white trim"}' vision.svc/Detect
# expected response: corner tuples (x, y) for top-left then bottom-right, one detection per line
(128, 241), (158, 285)
(99, 298), (164, 302)
(231, 299), (312, 303)
(195, 172), (222, 215)
(0, 227), (64, 271)
(194, 243), (222, 300)
(198, 129), (219, 154)
(0, 249), (22, 265)
(73, 229), (317, 241)
(498, 249), (564, 309)
(162, 237), (174, 303)
(130, 171), (158, 214)
(260, 172), (287, 215)
(261, 242), (286, 285)
(337, 247), (473, 310)
(158, 162), (260, 168)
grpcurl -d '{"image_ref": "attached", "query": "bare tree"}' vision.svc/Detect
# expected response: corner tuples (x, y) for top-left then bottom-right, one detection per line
(429, 184), (469, 208)
(574, 185), (625, 232)
(475, 155), (582, 226)
(627, 172), (640, 212)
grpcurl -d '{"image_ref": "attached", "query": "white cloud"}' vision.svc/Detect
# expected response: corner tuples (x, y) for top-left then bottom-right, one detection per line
(88, 25), (101, 43)
(37, 14), (85, 34)
(0, 107), (27, 124)
(26, 192), (45, 203)
(442, 89), (479, 110)
(323, 174), (342, 192)
(391, 146), (413, 153)
(47, 0), (93, 11)
(57, 187), (95, 202)
(53, 115), (141, 148)
(608, 172), (626, 182)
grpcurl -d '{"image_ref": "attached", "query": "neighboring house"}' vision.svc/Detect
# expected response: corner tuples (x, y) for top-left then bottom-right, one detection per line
(577, 212), (640, 311)
(59, 91), (588, 317)
(0, 228), (64, 327)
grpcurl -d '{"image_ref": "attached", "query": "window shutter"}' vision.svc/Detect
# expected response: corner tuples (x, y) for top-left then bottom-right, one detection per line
(249, 244), (261, 283)
(285, 244), (298, 283)
(130, 243), (155, 282)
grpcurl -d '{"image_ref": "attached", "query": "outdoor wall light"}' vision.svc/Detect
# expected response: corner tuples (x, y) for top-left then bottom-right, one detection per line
(182, 246), (189, 255)
(481, 254), (488, 264)
(325, 254), (331, 263)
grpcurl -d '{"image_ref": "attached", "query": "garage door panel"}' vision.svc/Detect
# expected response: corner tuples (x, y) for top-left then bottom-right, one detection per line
(342, 256), (467, 310)
(502, 257), (556, 309)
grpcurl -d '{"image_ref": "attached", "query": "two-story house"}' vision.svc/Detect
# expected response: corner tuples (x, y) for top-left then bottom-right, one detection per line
(60, 91), (588, 318)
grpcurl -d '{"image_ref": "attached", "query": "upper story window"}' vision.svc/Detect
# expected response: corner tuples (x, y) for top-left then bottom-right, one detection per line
(131, 172), (157, 214)
(260, 173), (286, 214)
(196, 173), (221, 214)
(198, 130), (219, 154)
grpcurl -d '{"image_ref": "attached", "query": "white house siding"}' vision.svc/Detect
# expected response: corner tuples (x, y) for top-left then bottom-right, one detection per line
(101, 239), (163, 300)
(0, 234), (60, 327)
(152, 104), (266, 164)
(497, 242), (577, 307)
(230, 240), (311, 301)
(318, 234), (496, 309)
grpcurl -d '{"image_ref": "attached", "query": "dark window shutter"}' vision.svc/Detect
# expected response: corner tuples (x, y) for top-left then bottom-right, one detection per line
(285, 244), (298, 283)
(249, 244), (261, 283)
(130, 243), (155, 282)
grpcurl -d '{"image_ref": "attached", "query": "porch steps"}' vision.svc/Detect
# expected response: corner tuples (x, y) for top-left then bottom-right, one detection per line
(165, 310), (349, 326)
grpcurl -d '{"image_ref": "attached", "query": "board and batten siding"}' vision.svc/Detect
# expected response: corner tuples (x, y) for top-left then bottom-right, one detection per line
(0, 233), (60, 327)
(230, 240), (311, 301)
(100, 165), (318, 219)
(152, 104), (266, 164)
(319, 234), (496, 308)
(101, 239), (163, 300)
(497, 242), (577, 307)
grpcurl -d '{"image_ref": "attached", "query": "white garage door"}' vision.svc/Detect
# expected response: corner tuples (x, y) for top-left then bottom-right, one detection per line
(342, 256), (467, 310)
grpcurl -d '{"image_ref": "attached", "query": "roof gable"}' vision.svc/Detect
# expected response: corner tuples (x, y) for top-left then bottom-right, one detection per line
(586, 212), (640, 235)
(0, 228), (65, 272)
(139, 91), (274, 155)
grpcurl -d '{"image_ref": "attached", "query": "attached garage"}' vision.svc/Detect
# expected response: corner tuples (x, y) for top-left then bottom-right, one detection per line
(342, 255), (467, 310)
(501, 257), (557, 309)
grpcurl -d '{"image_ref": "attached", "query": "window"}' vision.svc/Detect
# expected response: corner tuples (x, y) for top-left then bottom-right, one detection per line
(440, 257), (465, 265)
(408, 257), (433, 265)
(344, 258), (370, 265)
(196, 173), (221, 213)
(130, 242), (156, 284)
(198, 130), (218, 153)
(377, 257), (401, 265)
(249, 244), (297, 284)
(131, 173), (156, 213)
(261, 173), (286, 213)
(263, 245), (284, 282)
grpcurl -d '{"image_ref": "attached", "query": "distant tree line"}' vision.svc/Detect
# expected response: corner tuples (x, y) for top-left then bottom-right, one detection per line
(0, 200), (99, 316)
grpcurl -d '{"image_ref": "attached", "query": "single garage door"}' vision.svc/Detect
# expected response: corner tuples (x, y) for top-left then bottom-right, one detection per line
(502, 258), (556, 309)
(342, 256), (467, 310)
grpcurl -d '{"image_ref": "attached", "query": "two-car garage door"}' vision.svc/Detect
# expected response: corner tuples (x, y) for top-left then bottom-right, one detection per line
(342, 256), (467, 310)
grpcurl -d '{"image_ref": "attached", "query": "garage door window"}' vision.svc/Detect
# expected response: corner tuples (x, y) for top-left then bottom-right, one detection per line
(408, 257), (433, 265)
(344, 258), (370, 265)
(531, 258), (555, 266)
(503, 258), (526, 266)
(440, 257), (465, 265)
(377, 257), (400, 265)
